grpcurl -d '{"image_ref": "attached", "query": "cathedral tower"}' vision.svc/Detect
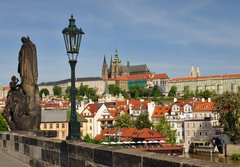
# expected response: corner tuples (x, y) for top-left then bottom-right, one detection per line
(110, 49), (122, 78)
(102, 55), (108, 80)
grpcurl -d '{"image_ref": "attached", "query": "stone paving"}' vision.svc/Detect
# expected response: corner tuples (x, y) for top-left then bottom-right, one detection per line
(0, 151), (29, 167)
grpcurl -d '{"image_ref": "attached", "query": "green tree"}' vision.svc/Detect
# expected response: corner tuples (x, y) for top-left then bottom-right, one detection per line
(198, 90), (215, 99)
(108, 84), (120, 95)
(152, 85), (160, 98)
(142, 88), (150, 97)
(79, 83), (89, 96)
(129, 84), (143, 99)
(83, 134), (101, 144)
(39, 88), (49, 98)
(134, 111), (152, 129)
(65, 86), (79, 99)
(155, 117), (176, 144)
(114, 113), (134, 128)
(214, 91), (240, 144)
(0, 115), (8, 131)
(183, 86), (190, 99)
(168, 86), (177, 97)
(53, 85), (62, 97)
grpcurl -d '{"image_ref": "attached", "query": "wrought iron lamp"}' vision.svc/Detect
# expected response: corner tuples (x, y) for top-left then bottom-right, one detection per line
(62, 15), (84, 140)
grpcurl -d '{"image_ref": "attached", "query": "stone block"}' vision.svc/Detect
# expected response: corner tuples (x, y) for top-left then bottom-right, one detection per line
(29, 145), (42, 159)
(94, 145), (119, 167)
(49, 150), (60, 165)
(14, 135), (19, 142)
(76, 142), (101, 162)
(3, 140), (6, 148)
(60, 141), (69, 167)
(6, 134), (10, 140)
(15, 142), (19, 151)
(24, 144), (30, 155)
(113, 149), (151, 167)
(69, 143), (77, 157)
(69, 156), (85, 167)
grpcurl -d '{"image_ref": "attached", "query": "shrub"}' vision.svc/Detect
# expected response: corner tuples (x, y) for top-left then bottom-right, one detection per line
(231, 153), (240, 160)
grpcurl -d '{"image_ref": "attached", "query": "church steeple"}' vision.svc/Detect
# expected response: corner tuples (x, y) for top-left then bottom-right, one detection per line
(102, 55), (108, 80)
(190, 65), (195, 77)
(196, 66), (200, 77)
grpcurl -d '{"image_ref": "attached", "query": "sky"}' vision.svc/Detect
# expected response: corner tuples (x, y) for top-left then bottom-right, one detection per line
(1, 0), (240, 86)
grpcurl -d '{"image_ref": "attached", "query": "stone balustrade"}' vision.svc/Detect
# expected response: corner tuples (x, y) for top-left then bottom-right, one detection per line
(0, 131), (236, 167)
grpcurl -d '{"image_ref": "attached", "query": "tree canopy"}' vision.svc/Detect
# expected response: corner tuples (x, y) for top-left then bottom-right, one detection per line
(39, 88), (49, 98)
(155, 117), (176, 144)
(168, 86), (177, 97)
(0, 115), (8, 131)
(53, 85), (62, 97)
(214, 91), (240, 144)
(134, 111), (152, 130)
(114, 113), (134, 128)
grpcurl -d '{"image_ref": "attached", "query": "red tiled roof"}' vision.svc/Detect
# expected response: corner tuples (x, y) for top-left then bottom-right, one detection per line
(82, 103), (103, 117)
(113, 73), (169, 81)
(193, 99), (216, 112)
(170, 73), (240, 82)
(152, 106), (170, 118)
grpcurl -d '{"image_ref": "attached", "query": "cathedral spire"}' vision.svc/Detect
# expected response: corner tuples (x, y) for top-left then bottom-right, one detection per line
(103, 55), (107, 67)
(102, 55), (108, 80)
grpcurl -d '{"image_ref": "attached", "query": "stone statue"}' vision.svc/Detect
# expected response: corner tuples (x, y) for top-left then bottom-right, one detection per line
(18, 36), (40, 111)
(3, 36), (41, 131)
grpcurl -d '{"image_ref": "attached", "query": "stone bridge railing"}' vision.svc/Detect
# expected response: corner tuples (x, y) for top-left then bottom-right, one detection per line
(0, 132), (235, 167)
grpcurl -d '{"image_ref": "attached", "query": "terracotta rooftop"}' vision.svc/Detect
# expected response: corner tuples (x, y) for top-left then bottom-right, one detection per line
(113, 73), (169, 81)
(152, 106), (170, 118)
(170, 73), (240, 82)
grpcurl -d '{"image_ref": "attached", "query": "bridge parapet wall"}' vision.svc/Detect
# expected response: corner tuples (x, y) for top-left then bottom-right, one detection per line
(0, 132), (233, 167)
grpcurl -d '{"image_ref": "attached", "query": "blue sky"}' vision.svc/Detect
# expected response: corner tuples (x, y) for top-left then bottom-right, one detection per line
(1, 0), (240, 86)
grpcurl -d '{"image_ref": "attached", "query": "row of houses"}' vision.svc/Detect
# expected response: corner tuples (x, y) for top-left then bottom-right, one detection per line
(0, 91), (225, 152)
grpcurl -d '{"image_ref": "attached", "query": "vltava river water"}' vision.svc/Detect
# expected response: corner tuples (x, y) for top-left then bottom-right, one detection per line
(180, 153), (240, 166)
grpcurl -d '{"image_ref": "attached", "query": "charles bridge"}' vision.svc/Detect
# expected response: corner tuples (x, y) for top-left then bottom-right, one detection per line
(0, 131), (238, 167)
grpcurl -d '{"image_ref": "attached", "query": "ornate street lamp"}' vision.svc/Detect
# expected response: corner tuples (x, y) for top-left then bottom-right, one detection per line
(62, 15), (84, 140)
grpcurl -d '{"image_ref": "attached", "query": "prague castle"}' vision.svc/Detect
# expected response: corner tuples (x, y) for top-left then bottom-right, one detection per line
(102, 50), (150, 80)
(166, 66), (240, 96)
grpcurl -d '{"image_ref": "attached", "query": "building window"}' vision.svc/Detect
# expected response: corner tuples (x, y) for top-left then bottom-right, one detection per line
(187, 123), (189, 128)
(90, 119), (92, 123)
(199, 132), (202, 136)
(62, 131), (65, 138)
(199, 123), (202, 127)
(187, 131), (190, 136)
(205, 132), (208, 136)
(62, 123), (65, 128)
(193, 132), (196, 136)
(56, 123), (59, 129)
(50, 123), (53, 129)
(193, 123), (195, 128)
(90, 126), (92, 130)
(178, 131), (180, 136)
(44, 123), (47, 129)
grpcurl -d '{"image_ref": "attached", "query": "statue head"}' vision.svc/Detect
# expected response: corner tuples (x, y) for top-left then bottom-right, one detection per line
(21, 36), (30, 43)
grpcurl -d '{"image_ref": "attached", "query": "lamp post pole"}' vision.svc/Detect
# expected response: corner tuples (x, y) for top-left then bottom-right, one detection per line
(68, 59), (79, 139)
(62, 15), (84, 140)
